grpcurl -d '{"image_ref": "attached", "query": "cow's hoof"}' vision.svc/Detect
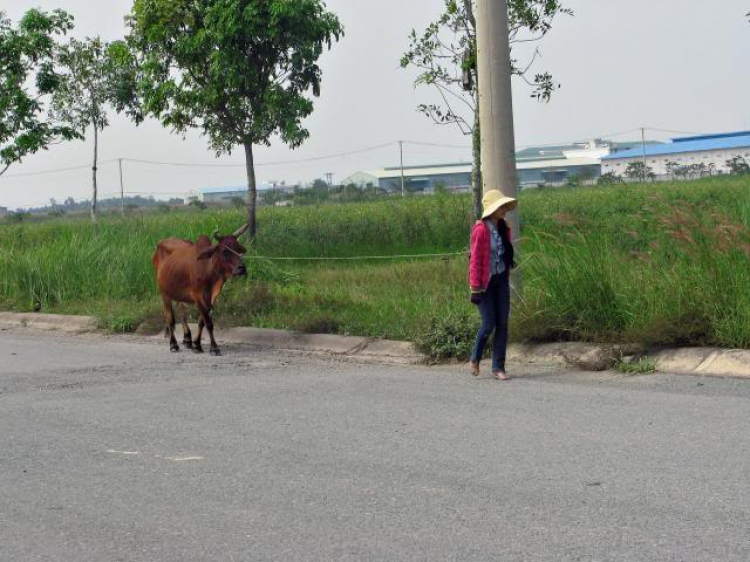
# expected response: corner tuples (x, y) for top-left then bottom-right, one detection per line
(170, 345), (180, 353)
(183, 340), (193, 349)
(193, 345), (204, 354)
(210, 348), (222, 357)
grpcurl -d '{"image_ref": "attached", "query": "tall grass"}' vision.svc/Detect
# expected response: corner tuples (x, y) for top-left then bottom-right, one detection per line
(514, 178), (750, 348)
(0, 194), (471, 307)
(2, 176), (749, 348)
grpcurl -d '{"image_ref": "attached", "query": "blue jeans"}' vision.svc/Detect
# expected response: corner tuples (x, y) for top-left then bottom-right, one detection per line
(471, 272), (510, 371)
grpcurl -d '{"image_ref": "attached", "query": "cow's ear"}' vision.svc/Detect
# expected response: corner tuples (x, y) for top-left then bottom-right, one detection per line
(197, 245), (219, 261)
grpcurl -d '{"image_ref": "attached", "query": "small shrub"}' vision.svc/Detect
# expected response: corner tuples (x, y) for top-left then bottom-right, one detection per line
(7, 212), (31, 223)
(101, 314), (138, 333)
(135, 311), (166, 335)
(615, 357), (657, 375)
(414, 310), (478, 360)
(239, 282), (277, 316)
(297, 314), (340, 334)
(187, 198), (207, 210)
(598, 172), (624, 185)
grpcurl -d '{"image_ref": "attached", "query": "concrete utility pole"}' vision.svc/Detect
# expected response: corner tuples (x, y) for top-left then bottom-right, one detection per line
(399, 141), (406, 197)
(641, 127), (648, 179)
(476, 0), (521, 282)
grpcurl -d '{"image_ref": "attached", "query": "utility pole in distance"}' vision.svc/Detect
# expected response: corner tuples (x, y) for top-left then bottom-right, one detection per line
(476, 0), (522, 287)
(641, 127), (648, 180)
(399, 140), (406, 197)
(118, 158), (125, 216)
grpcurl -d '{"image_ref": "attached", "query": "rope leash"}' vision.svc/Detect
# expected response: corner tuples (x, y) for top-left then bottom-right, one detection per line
(241, 251), (466, 262)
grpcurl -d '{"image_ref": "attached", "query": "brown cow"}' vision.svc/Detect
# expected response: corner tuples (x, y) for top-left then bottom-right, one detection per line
(152, 224), (249, 355)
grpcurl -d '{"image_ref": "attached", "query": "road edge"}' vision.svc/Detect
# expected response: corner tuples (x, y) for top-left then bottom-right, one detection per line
(1, 312), (748, 377)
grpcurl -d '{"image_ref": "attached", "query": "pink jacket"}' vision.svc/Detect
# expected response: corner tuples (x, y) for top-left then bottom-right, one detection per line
(469, 220), (512, 291)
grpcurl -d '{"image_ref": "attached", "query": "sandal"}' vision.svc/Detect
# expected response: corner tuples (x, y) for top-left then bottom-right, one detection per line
(493, 370), (511, 381)
(469, 361), (480, 377)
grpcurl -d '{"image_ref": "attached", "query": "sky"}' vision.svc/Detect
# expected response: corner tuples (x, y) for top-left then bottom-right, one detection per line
(1, 0), (749, 210)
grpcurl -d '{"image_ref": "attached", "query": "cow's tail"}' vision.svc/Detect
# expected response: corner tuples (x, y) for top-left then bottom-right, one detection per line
(152, 243), (169, 274)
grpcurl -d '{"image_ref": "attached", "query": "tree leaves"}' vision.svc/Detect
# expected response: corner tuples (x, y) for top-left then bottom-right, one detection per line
(125, 0), (343, 152)
(0, 9), (79, 175)
(401, 0), (572, 134)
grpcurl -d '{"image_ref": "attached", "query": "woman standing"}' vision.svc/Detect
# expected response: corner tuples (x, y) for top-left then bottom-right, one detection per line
(468, 190), (518, 381)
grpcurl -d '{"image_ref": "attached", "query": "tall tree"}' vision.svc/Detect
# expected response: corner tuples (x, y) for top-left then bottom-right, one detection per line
(123, 0), (343, 237)
(0, 9), (79, 177)
(401, 0), (571, 218)
(52, 37), (114, 224)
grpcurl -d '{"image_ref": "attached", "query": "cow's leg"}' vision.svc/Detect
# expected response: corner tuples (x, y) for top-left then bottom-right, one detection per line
(178, 303), (193, 349)
(193, 318), (205, 354)
(197, 303), (221, 356)
(162, 297), (179, 352)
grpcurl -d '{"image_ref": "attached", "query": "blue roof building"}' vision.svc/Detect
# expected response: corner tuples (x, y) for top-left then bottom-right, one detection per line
(601, 131), (750, 176)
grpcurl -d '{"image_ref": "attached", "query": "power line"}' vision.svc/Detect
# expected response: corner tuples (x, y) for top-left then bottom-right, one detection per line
(0, 144), (396, 179)
(121, 191), (191, 196)
(515, 129), (643, 149)
(0, 160), (117, 179)
(645, 127), (702, 136)
(0, 127), (709, 182)
(512, 127), (697, 151)
(404, 140), (471, 149)
(404, 129), (648, 152)
(122, 142), (397, 169)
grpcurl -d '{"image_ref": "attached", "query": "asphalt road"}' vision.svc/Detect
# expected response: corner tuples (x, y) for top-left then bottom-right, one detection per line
(1, 329), (749, 562)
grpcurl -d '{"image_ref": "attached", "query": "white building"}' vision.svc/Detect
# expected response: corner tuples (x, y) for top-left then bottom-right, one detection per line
(601, 131), (750, 176)
(198, 183), (289, 205)
(342, 140), (614, 192)
(343, 163), (473, 192)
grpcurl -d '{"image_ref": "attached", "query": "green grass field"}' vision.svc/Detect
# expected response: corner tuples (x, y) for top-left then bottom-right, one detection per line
(2, 176), (749, 354)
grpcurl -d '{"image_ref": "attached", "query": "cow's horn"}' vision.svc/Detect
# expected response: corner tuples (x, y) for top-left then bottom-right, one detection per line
(212, 228), (221, 241)
(233, 223), (249, 237)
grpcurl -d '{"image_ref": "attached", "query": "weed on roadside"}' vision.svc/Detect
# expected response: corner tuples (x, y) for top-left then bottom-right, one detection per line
(615, 357), (658, 375)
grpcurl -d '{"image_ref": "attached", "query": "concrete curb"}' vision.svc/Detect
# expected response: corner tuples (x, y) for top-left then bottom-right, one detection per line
(518, 343), (750, 379)
(217, 327), (423, 364)
(648, 347), (750, 378)
(0, 312), (98, 334)
(1, 312), (749, 377)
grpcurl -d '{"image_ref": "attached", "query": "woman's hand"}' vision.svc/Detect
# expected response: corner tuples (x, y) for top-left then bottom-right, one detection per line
(470, 291), (483, 305)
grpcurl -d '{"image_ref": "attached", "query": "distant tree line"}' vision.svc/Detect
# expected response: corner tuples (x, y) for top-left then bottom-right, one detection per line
(17, 195), (183, 215)
(259, 180), (389, 207)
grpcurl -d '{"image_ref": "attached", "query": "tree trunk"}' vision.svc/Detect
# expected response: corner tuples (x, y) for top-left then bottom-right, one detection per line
(467, 0), (481, 220)
(471, 96), (482, 220)
(244, 142), (258, 238)
(91, 119), (98, 225)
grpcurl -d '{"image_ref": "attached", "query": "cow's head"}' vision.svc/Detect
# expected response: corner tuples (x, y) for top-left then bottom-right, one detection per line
(197, 224), (249, 277)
